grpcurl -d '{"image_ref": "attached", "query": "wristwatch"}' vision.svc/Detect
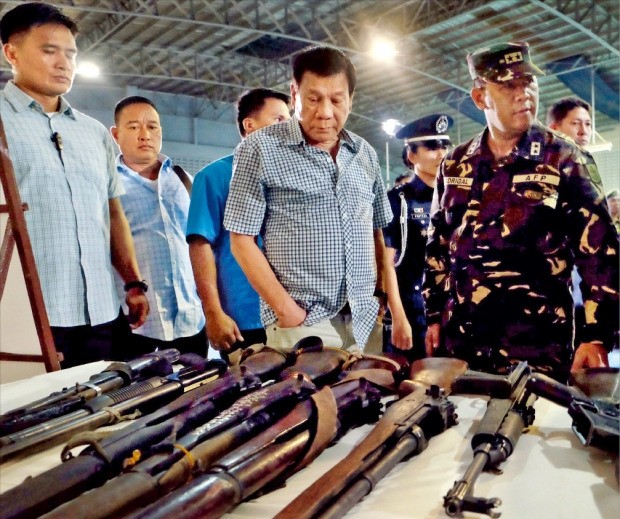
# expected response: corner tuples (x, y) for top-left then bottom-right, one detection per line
(124, 279), (148, 293)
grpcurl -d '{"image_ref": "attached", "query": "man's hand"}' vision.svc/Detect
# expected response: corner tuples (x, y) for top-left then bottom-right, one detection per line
(125, 288), (149, 329)
(391, 313), (413, 350)
(276, 299), (307, 328)
(571, 342), (609, 372)
(207, 310), (244, 351)
(425, 323), (441, 357)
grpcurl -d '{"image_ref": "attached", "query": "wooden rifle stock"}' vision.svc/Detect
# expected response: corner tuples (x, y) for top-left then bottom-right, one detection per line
(274, 357), (469, 519)
(43, 375), (318, 519)
(128, 378), (384, 519)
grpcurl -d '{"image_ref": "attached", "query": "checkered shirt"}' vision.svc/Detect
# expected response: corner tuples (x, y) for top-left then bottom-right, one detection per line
(115, 155), (205, 341)
(1, 81), (123, 327)
(223, 117), (392, 347)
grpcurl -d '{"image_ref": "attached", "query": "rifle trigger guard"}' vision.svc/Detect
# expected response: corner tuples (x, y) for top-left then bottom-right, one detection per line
(60, 430), (113, 464)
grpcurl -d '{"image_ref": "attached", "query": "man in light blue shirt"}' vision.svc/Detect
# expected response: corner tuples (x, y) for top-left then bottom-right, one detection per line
(111, 96), (206, 356)
(224, 46), (393, 352)
(187, 88), (290, 361)
(0, 2), (148, 367)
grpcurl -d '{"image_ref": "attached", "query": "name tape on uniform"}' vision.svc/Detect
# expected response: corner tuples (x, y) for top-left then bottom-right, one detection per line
(446, 177), (474, 187)
(513, 173), (560, 186)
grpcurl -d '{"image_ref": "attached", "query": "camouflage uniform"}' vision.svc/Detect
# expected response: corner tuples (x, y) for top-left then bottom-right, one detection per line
(423, 122), (619, 378)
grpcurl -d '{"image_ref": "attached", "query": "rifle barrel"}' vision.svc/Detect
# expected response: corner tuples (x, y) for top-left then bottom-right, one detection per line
(0, 361), (224, 463)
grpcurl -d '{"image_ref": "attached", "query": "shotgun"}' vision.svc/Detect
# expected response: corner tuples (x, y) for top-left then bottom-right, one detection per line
(0, 358), (228, 462)
(0, 363), (256, 519)
(126, 377), (384, 519)
(40, 343), (384, 519)
(0, 349), (180, 435)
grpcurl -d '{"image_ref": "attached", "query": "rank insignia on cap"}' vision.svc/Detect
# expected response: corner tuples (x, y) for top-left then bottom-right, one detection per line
(502, 51), (523, 64)
(395, 114), (454, 143)
(436, 115), (449, 134)
(467, 41), (544, 83)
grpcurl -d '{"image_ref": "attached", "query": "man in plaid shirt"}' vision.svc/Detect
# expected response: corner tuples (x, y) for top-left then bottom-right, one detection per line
(224, 46), (393, 352)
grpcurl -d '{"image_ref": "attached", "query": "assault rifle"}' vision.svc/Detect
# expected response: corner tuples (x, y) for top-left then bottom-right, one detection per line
(0, 357), (227, 463)
(127, 377), (385, 519)
(527, 368), (619, 452)
(274, 358), (469, 519)
(0, 348), (180, 435)
(443, 362), (537, 518)
(0, 363), (255, 519)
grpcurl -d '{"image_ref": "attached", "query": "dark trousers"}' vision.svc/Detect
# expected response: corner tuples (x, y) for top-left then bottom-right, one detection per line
(51, 310), (132, 368)
(125, 327), (209, 358)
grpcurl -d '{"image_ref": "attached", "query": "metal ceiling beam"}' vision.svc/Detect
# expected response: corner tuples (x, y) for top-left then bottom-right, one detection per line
(0, 0), (467, 92)
(528, 0), (619, 56)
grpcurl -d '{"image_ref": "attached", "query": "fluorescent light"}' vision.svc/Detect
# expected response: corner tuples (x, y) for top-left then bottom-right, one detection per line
(586, 141), (613, 153)
(76, 62), (100, 78)
(382, 119), (401, 137)
(370, 38), (398, 61)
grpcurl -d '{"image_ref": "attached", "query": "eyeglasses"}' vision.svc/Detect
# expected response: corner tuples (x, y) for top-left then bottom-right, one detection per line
(409, 140), (451, 151)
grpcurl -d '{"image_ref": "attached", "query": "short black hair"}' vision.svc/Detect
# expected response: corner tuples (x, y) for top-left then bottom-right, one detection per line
(546, 97), (592, 126)
(236, 88), (290, 137)
(114, 96), (158, 125)
(0, 2), (78, 44)
(292, 46), (356, 95)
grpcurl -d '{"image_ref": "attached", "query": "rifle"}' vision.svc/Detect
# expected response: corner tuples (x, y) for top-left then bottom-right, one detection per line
(527, 367), (619, 452)
(443, 361), (537, 518)
(126, 377), (384, 519)
(40, 344), (382, 519)
(0, 358), (226, 463)
(0, 363), (256, 519)
(274, 357), (468, 519)
(0, 349), (180, 435)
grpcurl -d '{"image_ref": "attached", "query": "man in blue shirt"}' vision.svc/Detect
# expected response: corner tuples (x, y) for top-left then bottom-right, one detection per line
(111, 96), (206, 356)
(0, 2), (148, 367)
(187, 88), (290, 361)
(224, 46), (393, 352)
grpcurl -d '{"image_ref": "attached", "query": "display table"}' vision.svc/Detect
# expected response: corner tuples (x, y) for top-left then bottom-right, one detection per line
(1, 363), (618, 518)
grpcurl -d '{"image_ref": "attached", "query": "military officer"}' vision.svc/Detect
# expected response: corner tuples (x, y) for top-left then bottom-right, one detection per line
(383, 114), (453, 360)
(423, 42), (619, 380)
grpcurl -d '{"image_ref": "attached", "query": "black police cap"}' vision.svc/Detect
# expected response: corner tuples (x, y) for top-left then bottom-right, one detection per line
(395, 114), (453, 144)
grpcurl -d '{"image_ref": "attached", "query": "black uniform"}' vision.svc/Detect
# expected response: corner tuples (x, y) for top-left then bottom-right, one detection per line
(383, 175), (433, 360)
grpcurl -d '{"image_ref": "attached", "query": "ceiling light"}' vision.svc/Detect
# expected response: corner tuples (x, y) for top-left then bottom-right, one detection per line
(370, 38), (398, 61)
(76, 62), (100, 78)
(382, 119), (401, 137)
(586, 141), (613, 153)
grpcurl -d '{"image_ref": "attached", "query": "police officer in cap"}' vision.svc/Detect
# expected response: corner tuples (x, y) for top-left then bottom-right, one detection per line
(423, 42), (619, 380)
(383, 114), (453, 361)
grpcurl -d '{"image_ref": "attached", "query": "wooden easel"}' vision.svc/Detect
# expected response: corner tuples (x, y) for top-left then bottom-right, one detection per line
(0, 117), (61, 371)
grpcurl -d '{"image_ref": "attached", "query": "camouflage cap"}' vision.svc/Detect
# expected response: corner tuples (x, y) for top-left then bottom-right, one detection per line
(467, 42), (545, 83)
